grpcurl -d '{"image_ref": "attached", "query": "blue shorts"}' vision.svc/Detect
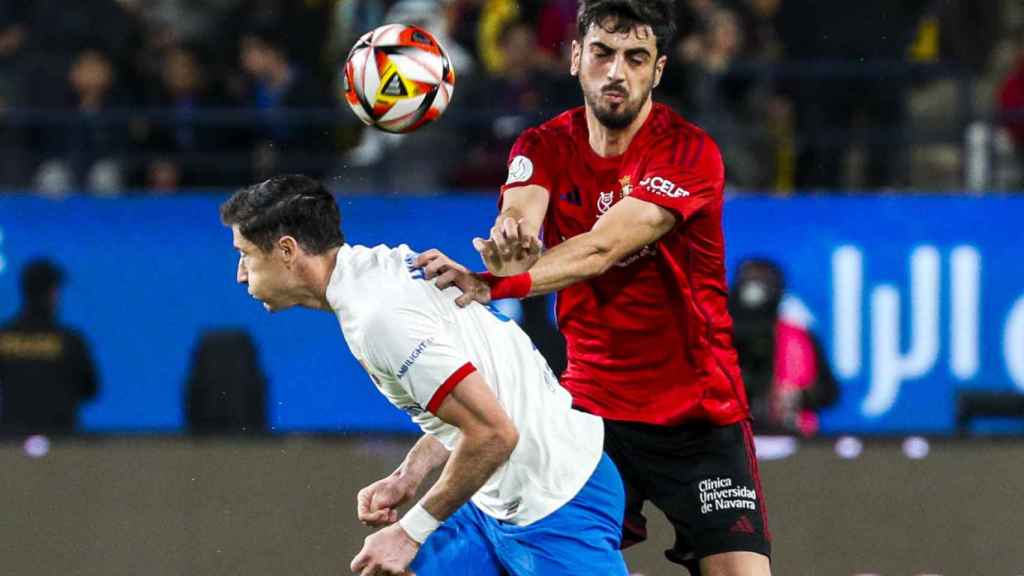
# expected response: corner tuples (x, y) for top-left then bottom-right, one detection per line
(409, 452), (628, 576)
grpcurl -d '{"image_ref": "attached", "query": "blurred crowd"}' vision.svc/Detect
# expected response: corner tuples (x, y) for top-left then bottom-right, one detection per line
(0, 0), (1020, 194)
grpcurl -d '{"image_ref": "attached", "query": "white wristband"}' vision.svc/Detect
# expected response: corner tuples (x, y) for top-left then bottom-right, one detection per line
(398, 503), (441, 544)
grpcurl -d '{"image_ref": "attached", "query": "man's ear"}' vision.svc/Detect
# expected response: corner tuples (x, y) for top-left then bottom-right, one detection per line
(570, 40), (581, 76)
(653, 54), (667, 88)
(278, 235), (300, 265)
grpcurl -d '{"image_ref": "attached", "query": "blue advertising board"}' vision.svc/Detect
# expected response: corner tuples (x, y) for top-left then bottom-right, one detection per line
(1, 194), (1021, 434)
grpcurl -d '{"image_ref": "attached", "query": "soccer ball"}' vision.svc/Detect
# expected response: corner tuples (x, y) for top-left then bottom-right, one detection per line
(343, 24), (455, 134)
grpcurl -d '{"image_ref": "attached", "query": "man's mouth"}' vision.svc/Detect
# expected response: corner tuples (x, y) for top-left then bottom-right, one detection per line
(602, 89), (627, 104)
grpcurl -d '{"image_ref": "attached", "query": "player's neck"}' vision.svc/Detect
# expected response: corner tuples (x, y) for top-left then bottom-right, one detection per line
(301, 246), (341, 311)
(585, 98), (653, 158)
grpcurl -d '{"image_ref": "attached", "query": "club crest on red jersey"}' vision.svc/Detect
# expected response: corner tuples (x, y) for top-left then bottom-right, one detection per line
(597, 176), (634, 215)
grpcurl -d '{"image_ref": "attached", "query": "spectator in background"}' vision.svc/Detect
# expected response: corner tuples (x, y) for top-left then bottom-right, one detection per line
(534, 0), (576, 68)
(0, 259), (99, 436)
(0, 1), (29, 188)
(35, 47), (130, 195)
(999, 36), (1024, 169)
(936, 0), (1002, 74)
(143, 44), (237, 190)
(237, 26), (333, 180)
(450, 18), (576, 187)
(221, 0), (337, 92)
(781, 0), (931, 190)
(735, 0), (785, 61)
(684, 8), (765, 187)
(729, 258), (838, 437)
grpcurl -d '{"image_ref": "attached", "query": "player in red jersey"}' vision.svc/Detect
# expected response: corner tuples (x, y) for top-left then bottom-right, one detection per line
(417, 1), (771, 574)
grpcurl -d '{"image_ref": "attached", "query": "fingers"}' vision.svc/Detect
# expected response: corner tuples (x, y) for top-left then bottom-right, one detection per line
(359, 507), (393, 526)
(360, 509), (394, 526)
(370, 489), (402, 514)
(358, 485), (397, 526)
(500, 217), (520, 250)
(473, 237), (500, 269)
(351, 549), (369, 573)
(455, 284), (489, 308)
(524, 234), (542, 255)
(435, 269), (460, 291)
(357, 488), (372, 520)
(490, 216), (520, 257)
(422, 258), (450, 280)
(414, 249), (442, 268)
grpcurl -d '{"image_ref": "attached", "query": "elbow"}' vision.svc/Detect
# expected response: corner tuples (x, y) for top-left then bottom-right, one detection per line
(582, 241), (618, 278)
(483, 423), (518, 463)
(590, 253), (617, 276)
(495, 424), (519, 460)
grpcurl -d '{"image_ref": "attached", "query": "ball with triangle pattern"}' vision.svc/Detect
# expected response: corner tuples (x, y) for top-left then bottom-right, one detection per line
(342, 24), (456, 134)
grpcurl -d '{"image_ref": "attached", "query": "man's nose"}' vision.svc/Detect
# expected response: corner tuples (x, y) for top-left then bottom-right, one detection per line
(607, 54), (626, 81)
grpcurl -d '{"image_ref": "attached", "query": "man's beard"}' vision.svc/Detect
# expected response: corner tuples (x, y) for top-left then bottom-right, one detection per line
(584, 82), (652, 130)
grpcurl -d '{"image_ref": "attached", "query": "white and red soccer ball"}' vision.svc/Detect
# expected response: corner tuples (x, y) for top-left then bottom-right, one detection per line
(343, 24), (456, 133)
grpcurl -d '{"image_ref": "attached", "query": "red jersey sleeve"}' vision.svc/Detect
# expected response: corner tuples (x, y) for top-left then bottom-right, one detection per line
(630, 132), (724, 222)
(499, 127), (558, 206)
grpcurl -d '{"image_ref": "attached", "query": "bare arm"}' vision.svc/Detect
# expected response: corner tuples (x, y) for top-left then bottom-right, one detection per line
(477, 185), (549, 274)
(355, 434), (450, 526)
(416, 370), (519, 521)
(494, 184), (548, 240)
(421, 197), (677, 306)
(519, 196), (676, 295)
(395, 433), (450, 488)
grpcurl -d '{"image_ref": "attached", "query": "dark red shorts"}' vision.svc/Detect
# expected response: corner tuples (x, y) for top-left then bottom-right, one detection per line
(602, 418), (771, 573)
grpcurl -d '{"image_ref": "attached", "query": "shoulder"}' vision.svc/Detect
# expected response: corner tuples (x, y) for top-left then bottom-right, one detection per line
(328, 243), (417, 312)
(641, 105), (722, 176)
(518, 107), (584, 147)
(650, 104), (721, 158)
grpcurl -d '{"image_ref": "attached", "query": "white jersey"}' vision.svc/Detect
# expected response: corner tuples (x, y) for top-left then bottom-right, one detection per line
(326, 244), (604, 526)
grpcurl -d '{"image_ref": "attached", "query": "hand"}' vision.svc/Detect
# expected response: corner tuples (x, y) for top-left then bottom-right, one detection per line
(350, 523), (420, 575)
(416, 249), (492, 308)
(473, 217), (541, 277)
(357, 475), (417, 527)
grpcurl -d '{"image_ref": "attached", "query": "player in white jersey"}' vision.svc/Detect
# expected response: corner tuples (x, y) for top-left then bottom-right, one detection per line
(220, 175), (628, 576)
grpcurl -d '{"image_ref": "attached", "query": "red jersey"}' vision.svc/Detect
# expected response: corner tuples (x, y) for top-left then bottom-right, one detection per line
(499, 103), (749, 426)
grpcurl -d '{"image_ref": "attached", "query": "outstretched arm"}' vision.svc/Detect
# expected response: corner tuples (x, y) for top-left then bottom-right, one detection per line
(517, 196), (676, 295)
(419, 197), (677, 305)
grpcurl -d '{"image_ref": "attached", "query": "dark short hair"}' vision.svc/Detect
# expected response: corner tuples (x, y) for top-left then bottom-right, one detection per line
(576, 0), (677, 58)
(220, 175), (345, 254)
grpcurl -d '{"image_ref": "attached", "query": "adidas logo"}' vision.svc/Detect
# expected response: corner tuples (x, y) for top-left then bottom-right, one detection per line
(559, 187), (582, 206)
(729, 515), (755, 534)
(382, 73), (408, 97)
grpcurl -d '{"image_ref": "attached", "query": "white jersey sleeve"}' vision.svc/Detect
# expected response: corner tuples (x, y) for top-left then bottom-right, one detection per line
(361, 302), (476, 416)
